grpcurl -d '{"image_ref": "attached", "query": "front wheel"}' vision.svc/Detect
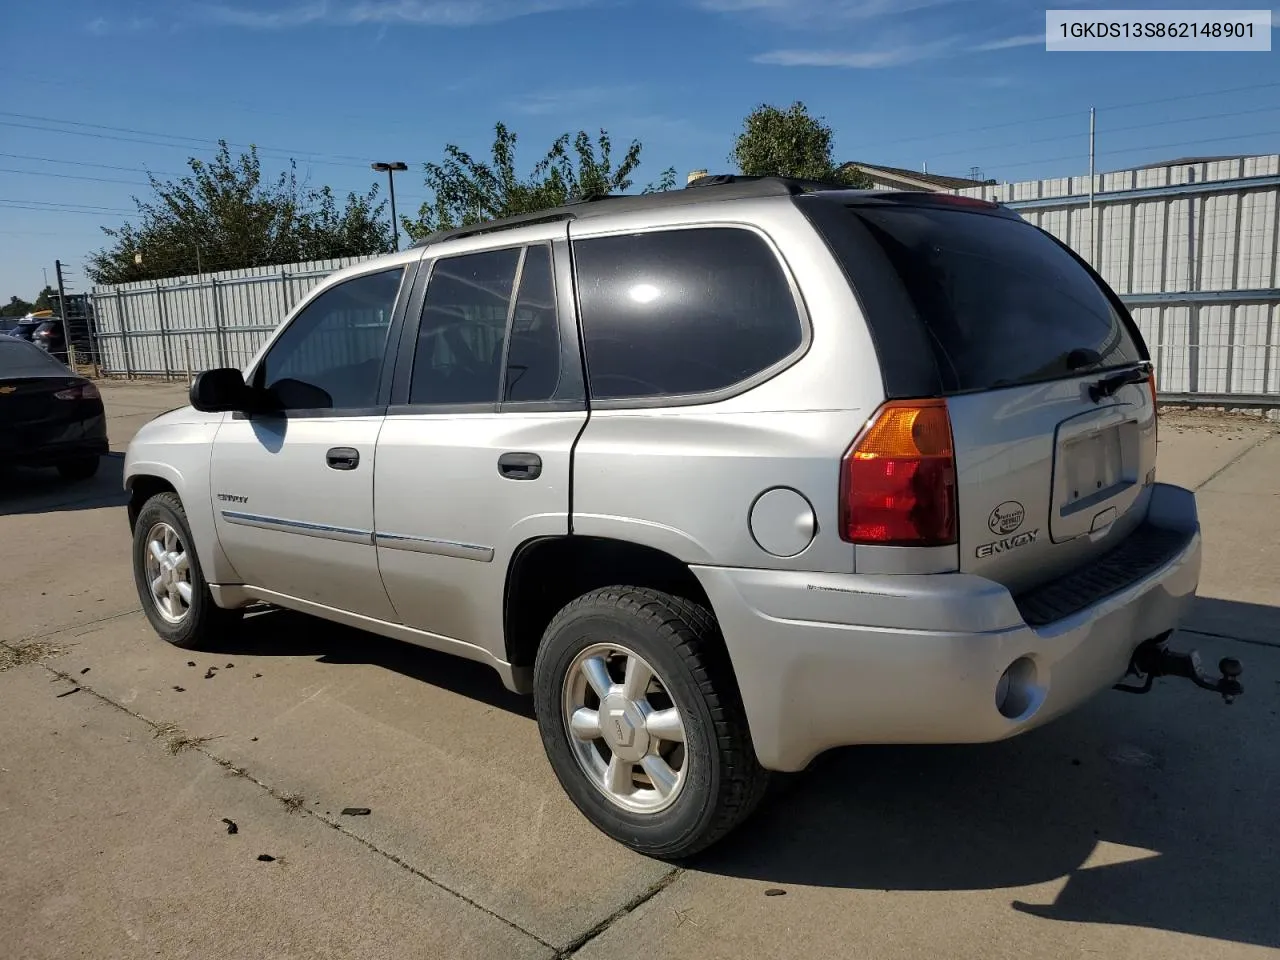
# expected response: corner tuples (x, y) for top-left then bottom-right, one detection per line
(131, 491), (242, 649)
(533, 587), (769, 859)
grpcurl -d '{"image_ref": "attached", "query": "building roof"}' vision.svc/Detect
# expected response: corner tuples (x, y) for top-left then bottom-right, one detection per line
(838, 162), (995, 191)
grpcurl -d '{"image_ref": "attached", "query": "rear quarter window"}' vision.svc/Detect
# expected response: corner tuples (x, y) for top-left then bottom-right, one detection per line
(842, 205), (1142, 393)
(572, 226), (804, 401)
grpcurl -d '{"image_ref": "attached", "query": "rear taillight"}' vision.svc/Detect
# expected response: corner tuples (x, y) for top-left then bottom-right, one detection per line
(53, 383), (99, 401)
(840, 399), (957, 546)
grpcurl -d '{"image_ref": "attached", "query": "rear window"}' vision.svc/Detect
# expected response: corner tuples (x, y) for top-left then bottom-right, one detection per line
(0, 338), (64, 375)
(849, 206), (1142, 392)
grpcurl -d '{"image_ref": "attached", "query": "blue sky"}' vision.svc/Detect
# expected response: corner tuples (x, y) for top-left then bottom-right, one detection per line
(2, 0), (1277, 300)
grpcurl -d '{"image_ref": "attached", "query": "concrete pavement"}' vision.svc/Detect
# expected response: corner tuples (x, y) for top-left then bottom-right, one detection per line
(2, 382), (1277, 959)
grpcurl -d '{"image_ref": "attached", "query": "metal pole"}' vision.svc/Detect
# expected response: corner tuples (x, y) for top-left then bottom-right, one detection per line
(1187, 166), (1199, 396)
(387, 169), (399, 252)
(210, 277), (226, 367)
(156, 283), (173, 380)
(185, 341), (193, 387)
(117, 289), (134, 380)
(54, 259), (71, 364)
(1088, 106), (1096, 266)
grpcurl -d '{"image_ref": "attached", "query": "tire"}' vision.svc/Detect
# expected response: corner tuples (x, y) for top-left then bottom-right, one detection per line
(57, 456), (100, 481)
(533, 586), (769, 859)
(132, 491), (242, 649)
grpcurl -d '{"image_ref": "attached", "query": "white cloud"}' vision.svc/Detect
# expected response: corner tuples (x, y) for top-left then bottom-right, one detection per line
(197, 0), (591, 29)
(86, 16), (157, 34)
(972, 32), (1043, 51)
(754, 39), (953, 68)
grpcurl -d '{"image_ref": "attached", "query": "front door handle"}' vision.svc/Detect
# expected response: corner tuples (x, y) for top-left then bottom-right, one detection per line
(326, 447), (360, 471)
(498, 452), (542, 480)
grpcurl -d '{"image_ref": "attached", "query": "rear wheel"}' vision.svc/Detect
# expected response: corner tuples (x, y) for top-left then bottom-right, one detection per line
(132, 492), (242, 649)
(57, 456), (99, 481)
(533, 586), (769, 858)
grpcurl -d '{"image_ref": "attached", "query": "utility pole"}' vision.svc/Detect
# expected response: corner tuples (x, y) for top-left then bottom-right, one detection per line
(1088, 106), (1096, 264)
(42, 266), (49, 290)
(371, 161), (408, 251)
(54, 259), (71, 363)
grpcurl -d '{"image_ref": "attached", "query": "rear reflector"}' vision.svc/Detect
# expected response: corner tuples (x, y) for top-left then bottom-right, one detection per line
(840, 399), (957, 547)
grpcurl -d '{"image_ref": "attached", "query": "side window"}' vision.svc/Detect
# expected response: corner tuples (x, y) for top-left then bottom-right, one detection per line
(573, 227), (803, 401)
(504, 244), (561, 403)
(410, 248), (520, 405)
(256, 267), (403, 410)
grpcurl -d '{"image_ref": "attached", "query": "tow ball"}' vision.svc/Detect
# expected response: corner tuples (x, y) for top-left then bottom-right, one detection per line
(1115, 633), (1243, 703)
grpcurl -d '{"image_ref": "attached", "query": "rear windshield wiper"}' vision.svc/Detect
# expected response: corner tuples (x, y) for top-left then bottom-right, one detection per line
(1088, 363), (1151, 402)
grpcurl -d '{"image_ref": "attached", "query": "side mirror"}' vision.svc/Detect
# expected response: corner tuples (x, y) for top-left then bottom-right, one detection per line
(190, 367), (252, 412)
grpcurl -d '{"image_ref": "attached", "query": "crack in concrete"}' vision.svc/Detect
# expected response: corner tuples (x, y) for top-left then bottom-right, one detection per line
(7, 652), (565, 957)
(1193, 432), (1277, 492)
(558, 869), (680, 958)
(1179, 627), (1280, 651)
(8, 608), (142, 647)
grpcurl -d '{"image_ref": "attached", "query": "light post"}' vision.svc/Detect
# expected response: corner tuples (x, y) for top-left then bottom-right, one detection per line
(371, 161), (408, 251)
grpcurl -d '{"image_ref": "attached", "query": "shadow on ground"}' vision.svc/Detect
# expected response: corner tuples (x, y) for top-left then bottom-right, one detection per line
(209, 605), (534, 719)
(0, 454), (127, 516)
(188, 597), (1280, 949)
(688, 601), (1280, 949)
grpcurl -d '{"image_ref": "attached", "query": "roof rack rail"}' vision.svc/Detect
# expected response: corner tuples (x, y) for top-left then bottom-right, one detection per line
(684, 173), (850, 194)
(410, 210), (578, 248)
(408, 175), (859, 250)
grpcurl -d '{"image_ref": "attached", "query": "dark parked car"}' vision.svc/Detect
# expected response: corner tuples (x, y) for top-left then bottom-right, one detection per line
(0, 337), (107, 480)
(5, 318), (42, 342)
(30, 319), (68, 361)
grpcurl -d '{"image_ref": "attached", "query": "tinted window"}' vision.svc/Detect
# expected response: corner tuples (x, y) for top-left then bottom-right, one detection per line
(850, 207), (1141, 392)
(410, 248), (519, 405)
(257, 267), (402, 410)
(573, 228), (803, 400)
(504, 245), (561, 402)
(0, 337), (64, 375)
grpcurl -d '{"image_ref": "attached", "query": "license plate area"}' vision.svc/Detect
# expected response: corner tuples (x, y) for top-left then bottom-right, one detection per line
(1051, 411), (1140, 542)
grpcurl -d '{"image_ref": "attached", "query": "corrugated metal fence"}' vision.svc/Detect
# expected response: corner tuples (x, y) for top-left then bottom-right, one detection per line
(957, 155), (1280, 403)
(89, 255), (377, 378)
(91, 155), (1280, 403)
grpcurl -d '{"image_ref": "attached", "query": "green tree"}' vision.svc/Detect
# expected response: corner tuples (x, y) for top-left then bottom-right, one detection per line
(86, 141), (390, 285)
(1, 295), (34, 317)
(34, 286), (55, 311)
(404, 123), (677, 238)
(731, 101), (870, 187)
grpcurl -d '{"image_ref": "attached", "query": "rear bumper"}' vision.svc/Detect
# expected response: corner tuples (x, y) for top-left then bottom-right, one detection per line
(693, 482), (1201, 772)
(1, 414), (108, 466)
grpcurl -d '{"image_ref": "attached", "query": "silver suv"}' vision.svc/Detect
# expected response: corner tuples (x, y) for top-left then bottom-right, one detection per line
(124, 176), (1237, 858)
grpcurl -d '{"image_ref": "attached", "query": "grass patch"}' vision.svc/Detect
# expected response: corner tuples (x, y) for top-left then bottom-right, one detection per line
(0, 640), (64, 672)
(152, 721), (216, 755)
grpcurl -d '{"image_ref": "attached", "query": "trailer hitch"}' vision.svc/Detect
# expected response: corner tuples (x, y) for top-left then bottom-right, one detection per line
(1115, 633), (1243, 703)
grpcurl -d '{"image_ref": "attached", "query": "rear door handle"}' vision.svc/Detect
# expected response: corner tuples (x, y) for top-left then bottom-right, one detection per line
(326, 447), (360, 470)
(498, 452), (542, 480)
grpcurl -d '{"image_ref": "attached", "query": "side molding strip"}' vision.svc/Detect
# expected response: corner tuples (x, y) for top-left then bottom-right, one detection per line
(374, 532), (495, 563)
(220, 510), (374, 545)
